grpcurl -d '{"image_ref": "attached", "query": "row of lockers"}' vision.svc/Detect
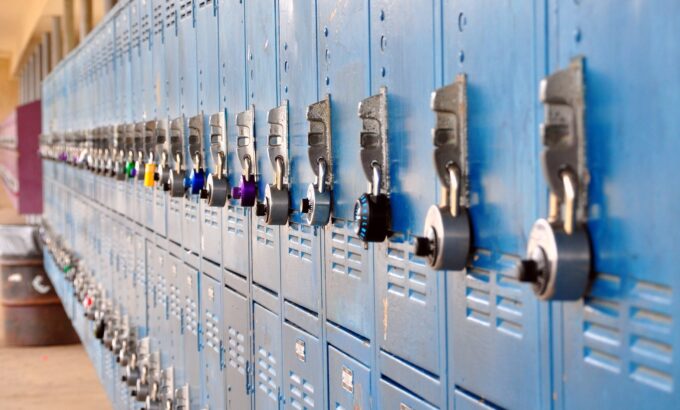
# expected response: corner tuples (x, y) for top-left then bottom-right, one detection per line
(40, 0), (679, 409)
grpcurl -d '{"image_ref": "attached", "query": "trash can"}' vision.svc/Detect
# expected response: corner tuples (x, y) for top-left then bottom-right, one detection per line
(0, 225), (78, 346)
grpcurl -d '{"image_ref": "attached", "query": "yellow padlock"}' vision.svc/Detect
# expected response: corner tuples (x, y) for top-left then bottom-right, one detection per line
(144, 163), (156, 187)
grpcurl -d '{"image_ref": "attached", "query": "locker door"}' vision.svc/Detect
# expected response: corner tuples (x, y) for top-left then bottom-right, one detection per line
(282, 322), (323, 409)
(218, 0), (250, 278)
(168, 254), (185, 369)
(246, 0), (282, 294)
(152, 0), (168, 238)
(317, 0), (375, 343)
(223, 286), (252, 410)
(201, 273), (224, 409)
(550, 2), (680, 408)
(254, 303), (283, 410)
(196, 0), (222, 264)
(181, 263), (202, 406)
(278, 0), (323, 315)
(328, 346), (372, 410)
(442, 1), (549, 408)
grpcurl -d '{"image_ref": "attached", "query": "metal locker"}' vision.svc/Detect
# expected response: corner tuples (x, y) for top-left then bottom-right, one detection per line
(218, 0), (250, 279)
(278, 0), (323, 315)
(254, 302), (283, 410)
(550, 2), (680, 408)
(442, 1), (549, 408)
(195, 0), (223, 265)
(181, 262), (202, 407)
(328, 345), (372, 410)
(380, 379), (438, 410)
(223, 285), (252, 410)
(200, 269), (224, 409)
(245, 0), (282, 294)
(316, 0), (378, 349)
(282, 321), (324, 409)
(151, 0), (168, 238)
(167, 253), (185, 370)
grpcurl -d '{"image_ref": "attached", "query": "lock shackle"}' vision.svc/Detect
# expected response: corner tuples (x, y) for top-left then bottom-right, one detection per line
(561, 169), (577, 235)
(317, 158), (327, 193)
(371, 161), (382, 197)
(174, 152), (182, 173)
(148, 151), (155, 164)
(274, 156), (285, 190)
(193, 152), (202, 171)
(243, 156), (252, 177)
(446, 162), (461, 218)
(215, 151), (225, 179)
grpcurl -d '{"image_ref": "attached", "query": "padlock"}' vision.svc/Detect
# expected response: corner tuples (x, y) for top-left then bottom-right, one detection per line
(144, 162), (157, 187)
(257, 156), (290, 225)
(354, 163), (391, 243)
(168, 153), (186, 198)
(135, 152), (146, 181)
(301, 96), (333, 226)
(300, 159), (332, 226)
(206, 152), (228, 207)
(413, 75), (472, 271)
(188, 153), (206, 196)
(519, 57), (592, 301)
(354, 87), (391, 243)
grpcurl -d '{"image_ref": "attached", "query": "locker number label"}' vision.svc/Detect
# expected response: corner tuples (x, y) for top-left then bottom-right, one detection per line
(341, 366), (354, 394)
(295, 339), (306, 362)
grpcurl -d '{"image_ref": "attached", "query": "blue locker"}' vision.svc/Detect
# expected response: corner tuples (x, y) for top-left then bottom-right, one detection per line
(317, 0), (376, 346)
(133, 233), (148, 335)
(380, 378), (438, 410)
(195, 0), (222, 264)
(246, 0), (282, 294)
(278, 0), (323, 316)
(200, 267), (224, 409)
(181, 262), (202, 407)
(177, 0), (201, 257)
(151, 0), (168, 238)
(282, 321), (324, 409)
(218, 0), (250, 279)
(167, 253), (185, 370)
(550, 2), (680, 409)
(442, 1), (549, 408)
(328, 345), (372, 410)
(223, 285), (252, 410)
(253, 302), (283, 409)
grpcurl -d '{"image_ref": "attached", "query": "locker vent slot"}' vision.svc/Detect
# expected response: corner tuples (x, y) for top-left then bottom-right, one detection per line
(256, 218), (275, 248)
(169, 284), (181, 320)
(141, 10), (151, 43)
(386, 242), (429, 306)
(169, 197), (181, 216)
(226, 206), (246, 237)
(465, 251), (524, 337)
(165, 0), (176, 28)
(329, 220), (364, 280)
(227, 325), (247, 375)
(289, 370), (316, 408)
(582, 273), (673, 392)
(153, 3), (164, 35)
(185, 296), (198, 335)
(203, 207), (219, 227)
(204, 310), (220, 353)
(198, 0), (212, 8)
(256, 345), (279, 402)
(179, 0), (192, 19)
(184, 200), (198, 221)
(287, 222), (312, 263)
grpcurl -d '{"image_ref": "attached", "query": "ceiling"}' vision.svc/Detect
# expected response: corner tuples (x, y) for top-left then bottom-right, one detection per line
(0, 0), (105, 77)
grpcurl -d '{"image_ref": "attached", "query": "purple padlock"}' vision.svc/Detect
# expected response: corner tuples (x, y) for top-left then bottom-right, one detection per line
(231, 174), (257, 207)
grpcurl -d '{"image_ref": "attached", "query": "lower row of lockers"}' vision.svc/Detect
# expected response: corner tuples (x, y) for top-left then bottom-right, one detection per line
(42, 151), (678, 410)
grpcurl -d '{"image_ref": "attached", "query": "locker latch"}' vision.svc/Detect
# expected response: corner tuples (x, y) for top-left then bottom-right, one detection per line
(167, 117), (187, 198)
(113, 124), (128, 180)
(132, 122), (146, 180)
(353, 86), (392, 244)
(231, 106), (258, 207)
(256, 101), (291, 225)
(153, 120), (170, 190)
(414, 74), (472, 271)
(143, 121), (158, 187)
(205, 111), (229, 207)
(174, 384), (190, 410)
(519, 56), (592, 301)
(124, 124), (136, 179)
(187, 114), (207, 197)
(300, 95), (334, 226)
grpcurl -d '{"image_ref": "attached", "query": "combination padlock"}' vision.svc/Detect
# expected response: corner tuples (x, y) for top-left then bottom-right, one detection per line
(135, 151), (146, 181)
(188, 153), (206, 197)
(256, 157), (290, 225)
(413, 76), (472, 271)
(230, 157), (257, 207)
(300, 159), (332, 226)
(206, 151), (229, 207)
(156, 152), (171, 190)
(144, 155), (157, 188)
(354, 163), (391, 243)
(167, 153), (186, 198)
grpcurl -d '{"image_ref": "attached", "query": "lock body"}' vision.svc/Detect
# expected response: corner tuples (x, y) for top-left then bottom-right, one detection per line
(188, 168), (205, 195)
(168, 170), (186, 197)
(206, 173), (228, 207)
(415, 205), (471, 271)
(301, 182), (332, 226)
(144, 163), (156, 187)
(261, 184), (290, 225)
(354, 192), (390, 243)
(231, 174), (257, 207)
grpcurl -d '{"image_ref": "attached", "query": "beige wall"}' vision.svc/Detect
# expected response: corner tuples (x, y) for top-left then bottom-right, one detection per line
(0, 58), (18, 121)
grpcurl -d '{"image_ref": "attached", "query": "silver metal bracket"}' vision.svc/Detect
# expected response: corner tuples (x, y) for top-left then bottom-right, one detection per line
(358, 86), (389, 195)
(432, 74), (469, 215)
(306, 95), (333, 187)
(169, 117), (185, 172)
(236, 106), (257, 178)
(209, 111), (227, 178)
(144, 121), (157, 160)
(188, 114), (204, 171)
(539, 56), (588, 234)
(267, 100), (289, 186)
